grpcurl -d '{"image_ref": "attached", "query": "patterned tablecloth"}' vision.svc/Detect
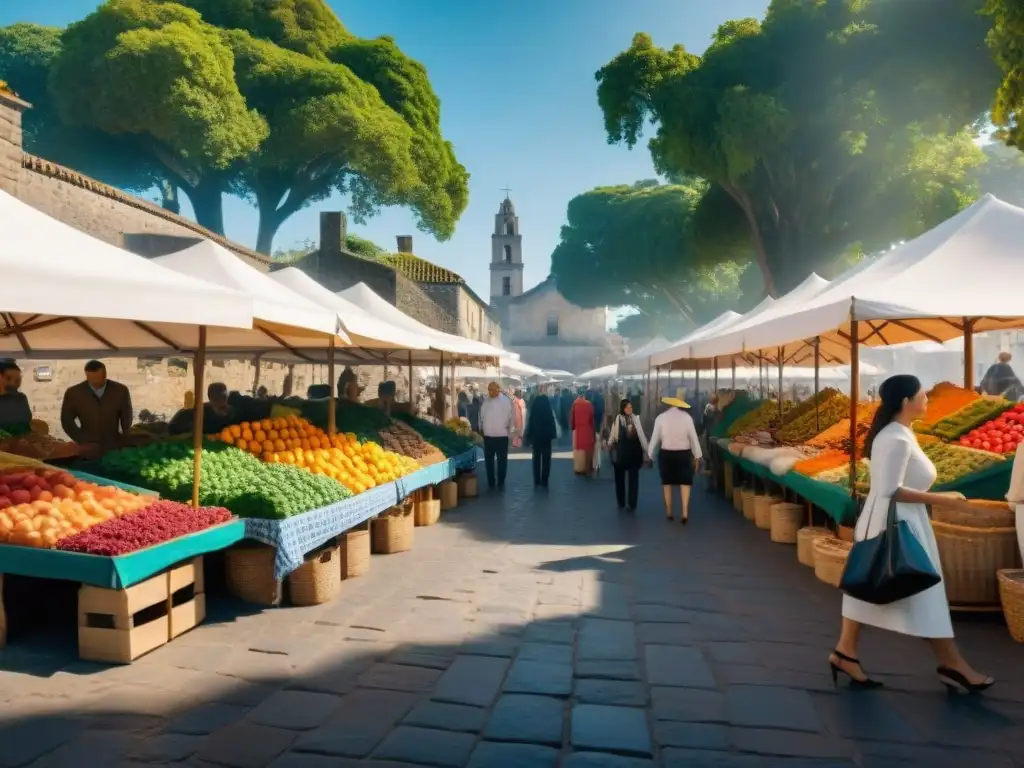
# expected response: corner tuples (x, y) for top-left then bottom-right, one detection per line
(243, 447), (478, 580)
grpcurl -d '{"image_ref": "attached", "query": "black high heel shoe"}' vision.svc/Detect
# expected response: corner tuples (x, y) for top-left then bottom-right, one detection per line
(829, 650), (883, 689)
(937, 666), (995, 694)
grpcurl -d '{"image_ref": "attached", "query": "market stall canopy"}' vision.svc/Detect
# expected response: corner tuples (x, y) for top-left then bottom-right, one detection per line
(617, 336), (672, 376)
(648, 309), (747, 370)
(153, 241), (351, 353)
(732, 194), (1024, 364)
(576, 363), (619, 380)
(268, 268), (430, 358)
(337, 283), (500, 361)
(0, 189), (254, 357)
(682, 274), (831, 364)
(500, 357), (545, 377)
(544, 369), (576, 380)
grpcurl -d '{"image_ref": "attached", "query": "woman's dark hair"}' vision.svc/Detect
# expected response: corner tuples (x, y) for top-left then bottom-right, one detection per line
(864, 374), (921, 458)
(619, 398), (631, 415)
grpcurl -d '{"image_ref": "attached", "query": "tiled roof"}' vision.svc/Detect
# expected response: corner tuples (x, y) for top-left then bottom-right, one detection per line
(378, 252), (465, 284)
(21, 154), (272, 266)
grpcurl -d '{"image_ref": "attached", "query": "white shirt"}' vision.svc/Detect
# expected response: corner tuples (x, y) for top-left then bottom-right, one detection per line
(648, 408), (702, 459)
(479, 394), (514, 437)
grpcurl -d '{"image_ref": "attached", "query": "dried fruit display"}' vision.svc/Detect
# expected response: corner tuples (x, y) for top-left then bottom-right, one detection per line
(393, 413), (475, 456)
(776, 392), (851, 443)
(378, 421), (431, 458)
(0, 432), (79, 460)
(921, 442), (1006, 485)
(929, 397), (1012, 441)
(958, 402), (1024, 455)
(807, 402), (878, 452)
(725, 401), (791, 437)
(56, 501), (232, 556)
(915, 382), (979, 429)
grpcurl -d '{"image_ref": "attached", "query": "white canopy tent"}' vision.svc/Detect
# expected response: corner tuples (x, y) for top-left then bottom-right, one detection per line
(152, 241), (349, 355)
(576, 363), (618, 381)
(727, 194), (1024, 367)
(616, 336), (672, 376)
(0, 189), (254, 357)
(648, 309), (751, 371)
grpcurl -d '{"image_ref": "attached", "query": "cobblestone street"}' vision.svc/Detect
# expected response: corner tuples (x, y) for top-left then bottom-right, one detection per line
(1, 451), (1022, 767)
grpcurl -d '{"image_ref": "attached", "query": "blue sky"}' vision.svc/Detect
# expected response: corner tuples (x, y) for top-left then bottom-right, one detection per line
(0, 0), (769, 302)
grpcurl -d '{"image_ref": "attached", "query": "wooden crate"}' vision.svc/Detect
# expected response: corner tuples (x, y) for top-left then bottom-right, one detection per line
(169, 557), (206, 639)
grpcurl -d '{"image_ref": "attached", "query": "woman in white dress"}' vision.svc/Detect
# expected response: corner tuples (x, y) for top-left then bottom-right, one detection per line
(832, 375), (994, 693)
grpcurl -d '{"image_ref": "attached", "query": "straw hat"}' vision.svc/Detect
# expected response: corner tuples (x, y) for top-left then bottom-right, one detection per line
(662, 396), (690, 409)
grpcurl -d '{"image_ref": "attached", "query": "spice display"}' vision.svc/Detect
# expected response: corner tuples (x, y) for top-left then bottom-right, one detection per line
(915, 382), (980, 429)
(776, 392), (851, 443)
(725, 400), (791, 437)
(958, 402), (1024, 454)
(56, 501), (232, 556)
(921, 441), (1006, 485)
(928, 397), (1012, 441)
(793, 451), (851, 477)
(778, 388), (842, 427)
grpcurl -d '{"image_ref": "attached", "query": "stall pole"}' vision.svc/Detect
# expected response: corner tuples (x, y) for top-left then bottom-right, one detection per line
(695, 365), (700, 409)
(848, 320), (860, 501)
(814, 337), (821, 433)
(777, 347), (783, 413)
(963, 318), (975, 391)
(191, 326), (207, 510)
(713, 357), (719, 392)
(731, 359), (736, 389)
(327, 336), (337, 436)
(758, 356), (765, 399)
(655, 365), (661, 406)
(408, 350), (414, 412)
(251, 354), (262, 396)
(437, 351), (445, 420)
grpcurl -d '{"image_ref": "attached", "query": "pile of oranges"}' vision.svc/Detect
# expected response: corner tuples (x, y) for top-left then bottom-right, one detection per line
(214, 415), (420, 495)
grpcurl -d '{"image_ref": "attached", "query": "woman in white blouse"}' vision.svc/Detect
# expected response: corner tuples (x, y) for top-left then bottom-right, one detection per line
(832, 374), (994, 694)
(648, 396), (702, 523)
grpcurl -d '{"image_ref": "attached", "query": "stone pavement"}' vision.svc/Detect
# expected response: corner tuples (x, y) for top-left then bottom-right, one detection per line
(1, 451), (1022, 767)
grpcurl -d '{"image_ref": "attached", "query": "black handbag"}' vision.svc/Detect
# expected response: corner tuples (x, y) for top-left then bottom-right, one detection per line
(839, 495), (941, 605)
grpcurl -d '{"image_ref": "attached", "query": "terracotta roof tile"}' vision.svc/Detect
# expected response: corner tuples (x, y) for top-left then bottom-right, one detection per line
(378, 252), (465, 284)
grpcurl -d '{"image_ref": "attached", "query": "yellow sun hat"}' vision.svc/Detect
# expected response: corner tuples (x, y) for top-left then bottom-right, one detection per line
(661, 396), (690, 409)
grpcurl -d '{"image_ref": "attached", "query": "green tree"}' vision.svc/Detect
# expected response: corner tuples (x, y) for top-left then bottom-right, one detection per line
(986, 0), (1024, 151)
(596, 1), (997, 297)
(48, 0), (268, 234)
(549, 181), (750, 331)
(972, 142), (1024, 206)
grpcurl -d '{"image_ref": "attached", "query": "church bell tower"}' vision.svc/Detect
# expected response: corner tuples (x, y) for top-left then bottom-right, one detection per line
(490, 193), (524, 315)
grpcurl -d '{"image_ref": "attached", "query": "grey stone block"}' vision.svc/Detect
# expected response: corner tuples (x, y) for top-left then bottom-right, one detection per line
(246, 690), (343, 730)
(467, 741), (560, 768)
(433, 655), (511, 707)
(504, 659), (573, 696)
(403, 701), (488, 733)
(726, 685), (823, 733)
(484, 694), (564, 745)
(372, 725), (475, 767)
(570, 704), (652, 757)
(573, 678), (648, 707)
(645, 645), (716, 688)
(651, 687), (727, 723)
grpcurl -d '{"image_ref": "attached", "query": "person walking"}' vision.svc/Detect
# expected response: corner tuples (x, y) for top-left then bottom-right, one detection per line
(648, 396), (702, 523)
(830, 374), (994, 693)
(607, 398), (649, 511)
(980, 351), (1024, 400)
(479, 381), (514, 490)
(511, 388), (526, 449)
(570, 388), (596, 476)
(524, 392), (559, 486)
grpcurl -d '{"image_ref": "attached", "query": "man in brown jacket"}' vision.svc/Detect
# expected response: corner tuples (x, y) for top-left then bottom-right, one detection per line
(61, 360), (133, 451)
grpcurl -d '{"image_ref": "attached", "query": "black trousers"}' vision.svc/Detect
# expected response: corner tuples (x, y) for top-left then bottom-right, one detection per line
(483, 436), (509, 487)
(531, 439), (552, 485)
(613, 462), (640, 509)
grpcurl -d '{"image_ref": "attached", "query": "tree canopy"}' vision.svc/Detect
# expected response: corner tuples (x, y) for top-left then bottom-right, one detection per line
(0, 0), (468, 253)
(985, 0), (1024, 151)
(596, 0), (998, 297)
(549, 180), (752, 338)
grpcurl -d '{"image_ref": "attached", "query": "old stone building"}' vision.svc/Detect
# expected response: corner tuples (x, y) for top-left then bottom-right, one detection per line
(487, 195), (620, 373)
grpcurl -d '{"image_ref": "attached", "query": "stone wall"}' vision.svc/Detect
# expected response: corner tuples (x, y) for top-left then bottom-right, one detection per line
(0, 92), (26, 197)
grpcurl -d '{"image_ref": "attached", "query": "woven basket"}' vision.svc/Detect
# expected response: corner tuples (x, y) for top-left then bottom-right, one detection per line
(372, 506), (415, 554)
(932, 520), (1021, 606)
(932, 499), (1014, 529)
(287, 546), (341, 606)
(797, 527), (834, 567)
(814, 538), (852, 588)
(996, 569), (1024, 642)
(225, 543), (281, 606)
(439, 480), (458, 510)
(414, 498), (441, 526)
(339, 523), (370, 578)
(723, 463), (734, 497)
(741, 490), (757, 521)
(770, 502), (803, 544)
(573, 450), (589, 474)
(457, 473), (478, 498)
(754, 495), (781, 530)
(732, 487), (743, 512)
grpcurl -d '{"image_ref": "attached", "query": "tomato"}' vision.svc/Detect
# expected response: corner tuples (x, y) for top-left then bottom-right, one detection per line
(982, 440), (992, 450)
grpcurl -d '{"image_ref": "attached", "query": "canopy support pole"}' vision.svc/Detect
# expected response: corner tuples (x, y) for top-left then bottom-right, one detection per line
(438, 351), (445, 421)
(758, 356), (764, 399)
(731, 359), (736, 389)
(408, 350), (414, 413)
(191, 326), (207, 510)
(251, 354), (262, 396)
(963, 318), (975, 391)
(813, 337), (821, 433)
(849, 320), (860, 502)
(695, 365), (700, 410)
(777, 346), (783, 414)
(654, 366), (661, 417)
(713, 357), (719, 392)
(327, 336), (337, 436)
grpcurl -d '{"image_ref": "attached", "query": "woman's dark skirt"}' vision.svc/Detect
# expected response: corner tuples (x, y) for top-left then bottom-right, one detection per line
(658, 449), (694, 486)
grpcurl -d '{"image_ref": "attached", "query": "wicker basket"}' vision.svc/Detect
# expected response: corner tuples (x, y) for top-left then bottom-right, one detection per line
(770, 502), (803, 544)
(457, 472), (478, 498)
(573, 450), (590, 474)
(439, 480), (458, 510)
(932, 520), (1021, 606)
(372, 506), (415, 554)
(225, 542), (281, 606)
(723, 463), (734, 497)
(814, 538), (852, 588)
(732, 487), (743, 512)
(415, 497), (441, 526)
(797, 527), (834, 567)
(754, 495), (781, 530)
(287, 546), (341, 606)
(932, 499), (1014, 528)
(996, 569), (1024, 642)
(741, 489), (757, 521)
(339, 523), (370, 578)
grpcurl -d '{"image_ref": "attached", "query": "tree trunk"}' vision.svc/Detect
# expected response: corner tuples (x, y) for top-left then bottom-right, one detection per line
(181, 179), (226, 236)
(255, 210), (284, 255)
(159, 179), (180, 214)
(721, 182), (778, 298)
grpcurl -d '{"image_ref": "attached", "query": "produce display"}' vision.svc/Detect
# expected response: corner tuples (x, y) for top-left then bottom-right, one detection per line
(778, 388), (842, 427)
(444, 417), (472, 437)
(793, 450), (850, 477)
(301, 399), (392, 443)
(0, 467), (153, 548)
(725, 400), (791, 438)
(99, 441), (352, 519)
(55, 500), (232, 556)
(958, 402), (1024, 454)
(393, 412), (475, 457)
(921, 441), (1006, 485)
(776, 391), (850, 444)
(928, 397), (1013, 442)
(377, 421), (444, 463)
(0, 432), (79, 460)
(915, 382), (979, 429)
